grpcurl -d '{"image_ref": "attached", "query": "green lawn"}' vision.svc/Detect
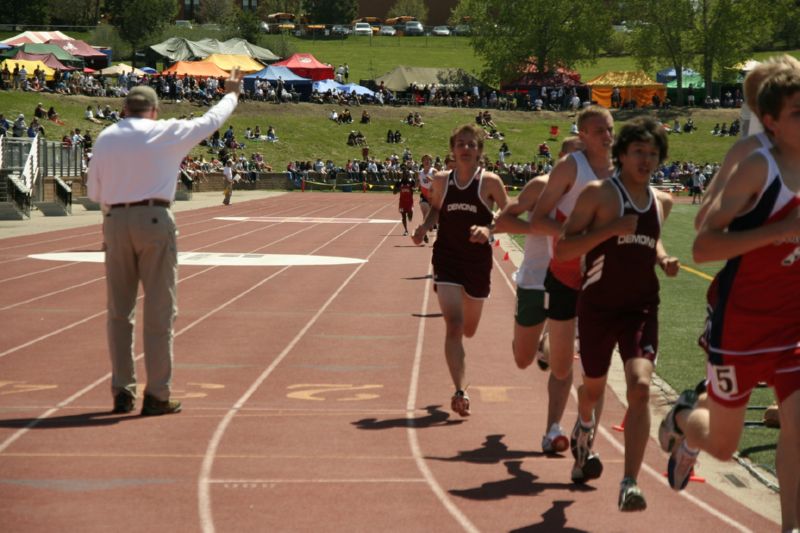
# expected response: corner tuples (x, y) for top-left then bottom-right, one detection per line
(0, 91), (743, 169)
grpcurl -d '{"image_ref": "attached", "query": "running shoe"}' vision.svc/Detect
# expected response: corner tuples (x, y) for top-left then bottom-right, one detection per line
(403, 230), (408, 236)
(570, 453), (603, 484)
(667, 440), (699, 491)
(542, 423), (569, 454)
(618, 477), (647, 511)
(423, 234), (429, 244)
(451, 390), (470, 417)
(658, 389), (698, 453)
(570, 414), (596, 459)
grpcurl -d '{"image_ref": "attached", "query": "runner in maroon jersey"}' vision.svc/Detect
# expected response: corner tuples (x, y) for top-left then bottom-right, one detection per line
(393, 174), (415, 236)
(412, 124), (508, 416)
(660, 70), (800, 532)
(555, 117), (679, 510)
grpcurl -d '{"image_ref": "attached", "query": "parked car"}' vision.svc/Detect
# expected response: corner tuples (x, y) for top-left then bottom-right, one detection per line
(379, 25), (397, 36)
(432, 25), (451, 36)
(452, 24), (471, 36)
(331, 24), (352, 36)
(404, 20), (425, 36)
(353, 22), (373, 36)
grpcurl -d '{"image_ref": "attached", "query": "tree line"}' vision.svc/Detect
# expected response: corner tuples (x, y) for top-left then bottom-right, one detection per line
(3, 0), (799, 102)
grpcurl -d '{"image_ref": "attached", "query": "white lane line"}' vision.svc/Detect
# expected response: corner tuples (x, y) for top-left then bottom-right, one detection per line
(29, 252), (367, 267)
(197, 206), (398, 533)
(0, 204), (370, 454)
(0, 205), (356, 352)
(406, 265), (480, 533)
(492, 255), (754, 533)
(216, 216), (397, 224)
(209, 478), (426, 484)
(0, 202), (323, 278)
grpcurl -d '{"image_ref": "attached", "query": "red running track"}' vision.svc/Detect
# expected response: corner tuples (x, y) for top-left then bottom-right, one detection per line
(0, 193), (778, 532)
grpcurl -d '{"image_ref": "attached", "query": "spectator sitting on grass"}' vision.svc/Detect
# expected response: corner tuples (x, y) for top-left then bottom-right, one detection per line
(266, 125), (277, 142)
(47, 106), (65, 125)
(412, 112), (424, 127)
(329, 109), (339, 122)
(394, 130), (402, 143)
(361, 110), (370, 124)
(387, 129), (395, 143)
(27, 118), (42, 138)
(12, 114), (26, 137)
(85, 106), (103, 124)
(34, 102), (46, 119)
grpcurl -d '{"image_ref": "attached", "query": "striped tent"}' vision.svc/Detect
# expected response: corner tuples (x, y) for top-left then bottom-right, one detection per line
(1, 31), (72, 45)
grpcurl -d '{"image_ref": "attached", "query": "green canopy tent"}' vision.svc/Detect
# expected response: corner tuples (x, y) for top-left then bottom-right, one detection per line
(149, 37), (279, 63)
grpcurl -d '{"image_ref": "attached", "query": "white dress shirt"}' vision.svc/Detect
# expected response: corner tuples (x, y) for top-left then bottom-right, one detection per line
(87, 93), (238, 205)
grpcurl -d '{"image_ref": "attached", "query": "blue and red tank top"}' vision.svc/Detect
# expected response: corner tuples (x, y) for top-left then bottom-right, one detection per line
(433, 168), (494, 264)
(704, 147), (800, 359)
(580, 176), (662, 310)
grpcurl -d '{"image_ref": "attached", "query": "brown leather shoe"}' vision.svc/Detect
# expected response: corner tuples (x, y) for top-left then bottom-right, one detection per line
(112, 391), (135, 414)
(140, 394), (182, 416)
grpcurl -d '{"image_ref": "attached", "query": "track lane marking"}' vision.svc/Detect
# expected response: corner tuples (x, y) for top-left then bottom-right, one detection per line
(406, 264), (480, 533)
(196, 203), (398, 533)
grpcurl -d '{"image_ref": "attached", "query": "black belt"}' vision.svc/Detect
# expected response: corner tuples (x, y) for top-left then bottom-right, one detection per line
(110, 199), (171, 209)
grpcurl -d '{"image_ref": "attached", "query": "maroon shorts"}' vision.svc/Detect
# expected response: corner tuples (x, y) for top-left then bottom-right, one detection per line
(706, 348), (800, 407)
(577, 303), (659, 378)
(399, 204), (413, 215)
(433, 255), (491, 299)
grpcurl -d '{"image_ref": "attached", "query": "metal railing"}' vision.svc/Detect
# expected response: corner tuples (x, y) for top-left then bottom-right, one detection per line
(39, 140), (83, 179)
(53, 177), (72, 214)
(7, 175), (31, 217)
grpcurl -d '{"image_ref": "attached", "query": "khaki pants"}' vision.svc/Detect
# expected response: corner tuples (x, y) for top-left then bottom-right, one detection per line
(103, 205), (178, 401)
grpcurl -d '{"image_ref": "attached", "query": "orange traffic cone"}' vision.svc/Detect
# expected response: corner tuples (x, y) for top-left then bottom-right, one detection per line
(503, 251), (509, 261)
(494, 239), (500, 247)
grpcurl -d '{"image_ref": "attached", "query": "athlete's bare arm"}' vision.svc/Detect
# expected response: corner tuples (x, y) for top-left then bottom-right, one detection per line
(554, 181), (637, 262)
(529, 155), (577, 236)
(468, 172), (509, 243)
(654, 191), (680, 276)
(495, 176), (547, 235)
(695, 135), (763, 229)
(694, 153), (796, 262)
(412, 171), (446, 245)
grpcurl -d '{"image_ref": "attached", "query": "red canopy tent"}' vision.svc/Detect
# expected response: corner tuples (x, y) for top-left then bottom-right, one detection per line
(47, 39), (108, 69)
(272, 53), (333, 81)
(502, 63), (582, 92)
(10, 51), (75, 71)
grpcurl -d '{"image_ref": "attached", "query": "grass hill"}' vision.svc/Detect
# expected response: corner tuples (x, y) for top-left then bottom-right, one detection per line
(2, 90), (743, 169)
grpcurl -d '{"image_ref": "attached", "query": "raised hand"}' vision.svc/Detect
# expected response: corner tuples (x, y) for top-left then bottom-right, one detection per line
(224, 67), (244, 96)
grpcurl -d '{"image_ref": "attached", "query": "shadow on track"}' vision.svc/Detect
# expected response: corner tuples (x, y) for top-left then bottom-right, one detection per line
(510, 500), (590, 533)
(426, 434), (551, 464)
(351, 405), (464, 430)
(0, 411), (136, 429)
(449, 460), (593, 501)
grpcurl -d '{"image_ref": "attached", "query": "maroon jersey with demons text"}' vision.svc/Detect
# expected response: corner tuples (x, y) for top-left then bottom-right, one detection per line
(579, 176), (662, 311)
(703, 148), (800, 360)
(433, 168), (494, 270)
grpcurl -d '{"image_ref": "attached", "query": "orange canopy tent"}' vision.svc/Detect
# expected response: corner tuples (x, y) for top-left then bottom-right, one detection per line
(162, 60), (229, 78)
(586, 70), (665, 108)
